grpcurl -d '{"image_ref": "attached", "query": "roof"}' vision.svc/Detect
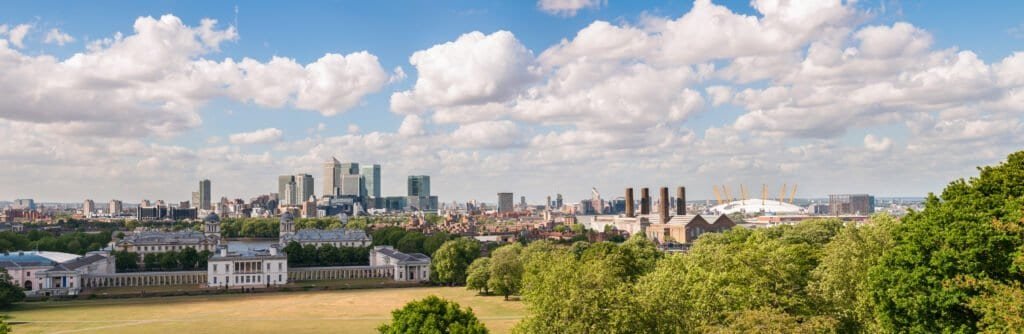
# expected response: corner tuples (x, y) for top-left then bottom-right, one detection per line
(210, 247), (286, 260)
(45, 253), (108, 273)
(374, 247), (430, 265)
(647, 214), (706, 225)
(709, 199), (805, 215)
(117, 230), (216, 246)
(0, 251), (57, 268)
(281, 228), (370, 243)
(203, 213), (220, 223)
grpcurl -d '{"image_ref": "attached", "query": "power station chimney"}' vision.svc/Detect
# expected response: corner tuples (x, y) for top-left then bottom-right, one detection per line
(640, 188), (650, 215)
(659, 187), (670, 224)
(676, 186), (686, 215)
(625, 188), (635, 218)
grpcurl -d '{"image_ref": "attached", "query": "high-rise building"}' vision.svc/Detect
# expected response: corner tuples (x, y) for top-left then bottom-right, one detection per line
(109, 200), (123, 216)
(828, 194), (876, 215)
(191, 192), (201, 209)
(408, 175), (430, 197)
(295, 173), (314, 202)
(83, 199), (95, 216)
(340, 162), (360, 175)
(340, 174), (364, 197)
(556, 194), (564, 209)
(278, 175), (296, 206)
(323, 157), (341, 197)
(199, 179), (212, 210)
(497, 192), (514, 213)
(361, 164), (381, 198)
(13, 199), (35, 210)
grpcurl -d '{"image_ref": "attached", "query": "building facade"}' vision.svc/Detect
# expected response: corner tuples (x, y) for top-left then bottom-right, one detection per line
(207, 246), (288, 288)
(199, 179), (212, 210)
(497, 193), (514, 213)
(370, 246), (431, 282)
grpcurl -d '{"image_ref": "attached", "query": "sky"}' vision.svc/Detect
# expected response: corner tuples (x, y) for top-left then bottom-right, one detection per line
(1, 0), (1023, 204)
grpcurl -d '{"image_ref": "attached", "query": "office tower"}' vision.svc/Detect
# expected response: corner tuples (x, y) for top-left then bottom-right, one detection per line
(323, 157), (341, 197)
(295, 173), (314, 202)
(546, 195), (552, 209)
(141, 199), (152, 207)
(109, 200), (123, 215)
(828, 194), (876, 215)
(278, 175), (296, 206)
(520, 196), (526, 208)
(361, 164), (381, 198)
(340, 174), (364, 197)
(498, 192), (514, 213)
(191, 192), (200, 209)
(408, 175), (431, 196)
(83, 199), (95, 216)
(555, 194), (563, 209)
(340, 162), (360, 175)
(13, 199), (35, 210)
(199, 179), (212, 210)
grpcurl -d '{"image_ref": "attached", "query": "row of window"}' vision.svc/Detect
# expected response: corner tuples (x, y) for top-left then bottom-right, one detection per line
(211, 274), (283, 284)
(135, 244), (209, 252)
(211, 261), (284, 273)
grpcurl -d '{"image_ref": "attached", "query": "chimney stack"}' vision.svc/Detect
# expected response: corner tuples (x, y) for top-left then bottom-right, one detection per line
(625, 188), (635, 218)
(640, 188), (651, 215)
(676, 186), (686, 215)
(659, 187), (670, 223)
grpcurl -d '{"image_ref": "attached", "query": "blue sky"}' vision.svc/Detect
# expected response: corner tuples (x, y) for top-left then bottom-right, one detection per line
(1, 0), (1023, 203)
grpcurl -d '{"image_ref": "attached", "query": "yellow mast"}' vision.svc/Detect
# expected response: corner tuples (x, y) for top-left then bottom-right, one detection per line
(789, 184), (798, 204)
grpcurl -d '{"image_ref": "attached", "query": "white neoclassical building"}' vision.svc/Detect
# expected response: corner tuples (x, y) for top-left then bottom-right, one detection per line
(112, 213), (222, 256)
(206, 245), (288, 288)
(0, 251), (114, 296)
(278, 212), (371, 248)
(369, 246), (431, 282)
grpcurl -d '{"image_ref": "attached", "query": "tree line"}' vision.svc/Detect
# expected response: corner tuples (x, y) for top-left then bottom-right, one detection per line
(0, 230), (111, 255)
(282, 241), (370, 267)
(111, 248), (213, 272)
(422, 151), (1024, 333)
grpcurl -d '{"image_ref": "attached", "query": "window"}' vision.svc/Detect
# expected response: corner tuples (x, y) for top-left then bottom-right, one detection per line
(26, 272), (30, 277)
(214, 277), (217, 284)
(278, 263), (282, 270)
(278, 274), (282, 282)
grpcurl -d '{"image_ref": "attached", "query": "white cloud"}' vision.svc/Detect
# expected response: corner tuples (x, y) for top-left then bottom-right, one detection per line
(391, 30), (539, 113)
(347, 124), (361, 134)
(6, 24), (31, 48)
(863, 134), (893, 152)
(448, 120), (524, 149)
(537, 0), (604, 17)
(398, 114), (426, 137)
(44, 28), (75, 46)
(229, 128), (283, 145)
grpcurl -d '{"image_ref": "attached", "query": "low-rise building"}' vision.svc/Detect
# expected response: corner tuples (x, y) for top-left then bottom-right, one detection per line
(207, 246), (288, 288)
(278, 212), (371, 247)
(0, 251), (114, 296)
(369, 246), (431, 282)
(112, 213), (222, 256)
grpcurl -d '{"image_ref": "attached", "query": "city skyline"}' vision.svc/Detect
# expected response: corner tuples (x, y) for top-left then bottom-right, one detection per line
(2, 1), (1023, 203)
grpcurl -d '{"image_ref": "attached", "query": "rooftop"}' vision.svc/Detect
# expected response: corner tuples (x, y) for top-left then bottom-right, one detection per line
(282, 228), (370, 243)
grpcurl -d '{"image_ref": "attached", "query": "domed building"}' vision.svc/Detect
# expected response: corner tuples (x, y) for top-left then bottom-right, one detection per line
(708, 199), (805, 215)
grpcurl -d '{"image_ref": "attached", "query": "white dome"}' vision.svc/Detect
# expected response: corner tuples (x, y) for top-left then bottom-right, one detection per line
(709, 198), (804, 215)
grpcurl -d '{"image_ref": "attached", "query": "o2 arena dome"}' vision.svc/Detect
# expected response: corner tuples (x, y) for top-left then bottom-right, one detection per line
(709, 199), (805, 215)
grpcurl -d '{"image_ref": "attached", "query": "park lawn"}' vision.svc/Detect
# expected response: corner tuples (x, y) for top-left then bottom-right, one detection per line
(4, 287), (526, 334)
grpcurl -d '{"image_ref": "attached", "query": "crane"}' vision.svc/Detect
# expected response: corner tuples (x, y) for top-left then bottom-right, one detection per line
(789, 184), (798, 204)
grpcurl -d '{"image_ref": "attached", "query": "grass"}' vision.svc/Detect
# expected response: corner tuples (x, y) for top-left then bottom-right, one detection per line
(5, 287), (526, 333)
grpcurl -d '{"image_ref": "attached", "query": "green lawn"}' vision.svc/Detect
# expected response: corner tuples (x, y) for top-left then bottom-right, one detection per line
(5, 287), (526, 333)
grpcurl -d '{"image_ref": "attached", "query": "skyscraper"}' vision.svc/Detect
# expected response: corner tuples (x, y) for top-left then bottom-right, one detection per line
(109, 200), (123, 216)
(323, 157), (341, 197)
(295, 173), (314, 202)
(278, 175), (296, 206)
(83, 199), (95, 216)
(340, 162), (360, 175)
(361, 164), (381, 198)
(199, 179), (212, 210)
(340, 174), (364, 197)
(497, 193), (514, 213)
(408, 175), (430, 197)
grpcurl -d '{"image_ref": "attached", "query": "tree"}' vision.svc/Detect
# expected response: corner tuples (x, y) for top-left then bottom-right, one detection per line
(318, 244), (342, 266)
(160, 251), (179, 270)
(396, 232), (426, 254)
(378, 295), (488, 334)
(466, 257), (492, 295)
(143, 253), (160, 270)
(179, 247), (200, 270)
(301, 244), (319, 266)
(487, 244), (523, 300)
(284, 241), (303, 264)
(870, 151), (1024, 333)
(0, 317), (9, 334)
(423, 232), (452, 256)
(431, 238), (481, 285)
(113, 251), (140, 272)
(809, 214), (896, 332)
(0, 268), (25, 309)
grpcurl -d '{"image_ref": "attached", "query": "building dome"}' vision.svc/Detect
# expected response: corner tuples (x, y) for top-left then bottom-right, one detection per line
(203, 213), (220, 223)
(280, 212), (295, 224)
(709, 198), (805, 215)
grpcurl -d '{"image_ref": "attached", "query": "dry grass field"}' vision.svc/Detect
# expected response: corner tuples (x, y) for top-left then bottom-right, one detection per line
(4, 287), (526, 333)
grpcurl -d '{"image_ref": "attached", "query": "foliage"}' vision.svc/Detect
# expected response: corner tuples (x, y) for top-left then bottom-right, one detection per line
(0, 230), (111, 255)
(487, 244), (523, 300)
(377, 295), (489, 334)
(119, 248), (212, 272)
(869, 151), (1024, 333)
(465, 257), (492, 295)
(371, 227), (453, 256)
(0, 268), (25, 309)
(702, 308), (838, 334)
(218, 218), (279, 238)
(113, 250), (140, 272)
(432, 238), (482, 285)
(282, 241), (369, 267)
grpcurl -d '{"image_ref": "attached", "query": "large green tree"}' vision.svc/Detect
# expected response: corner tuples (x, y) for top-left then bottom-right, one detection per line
(431, 238), (481, 285)
(870, 151), (1024, 333)
(465, 257), (492, 295)
(487, 244), (523, 300)
(377, 295), (488, 334)
(0, 268), (25, 309)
